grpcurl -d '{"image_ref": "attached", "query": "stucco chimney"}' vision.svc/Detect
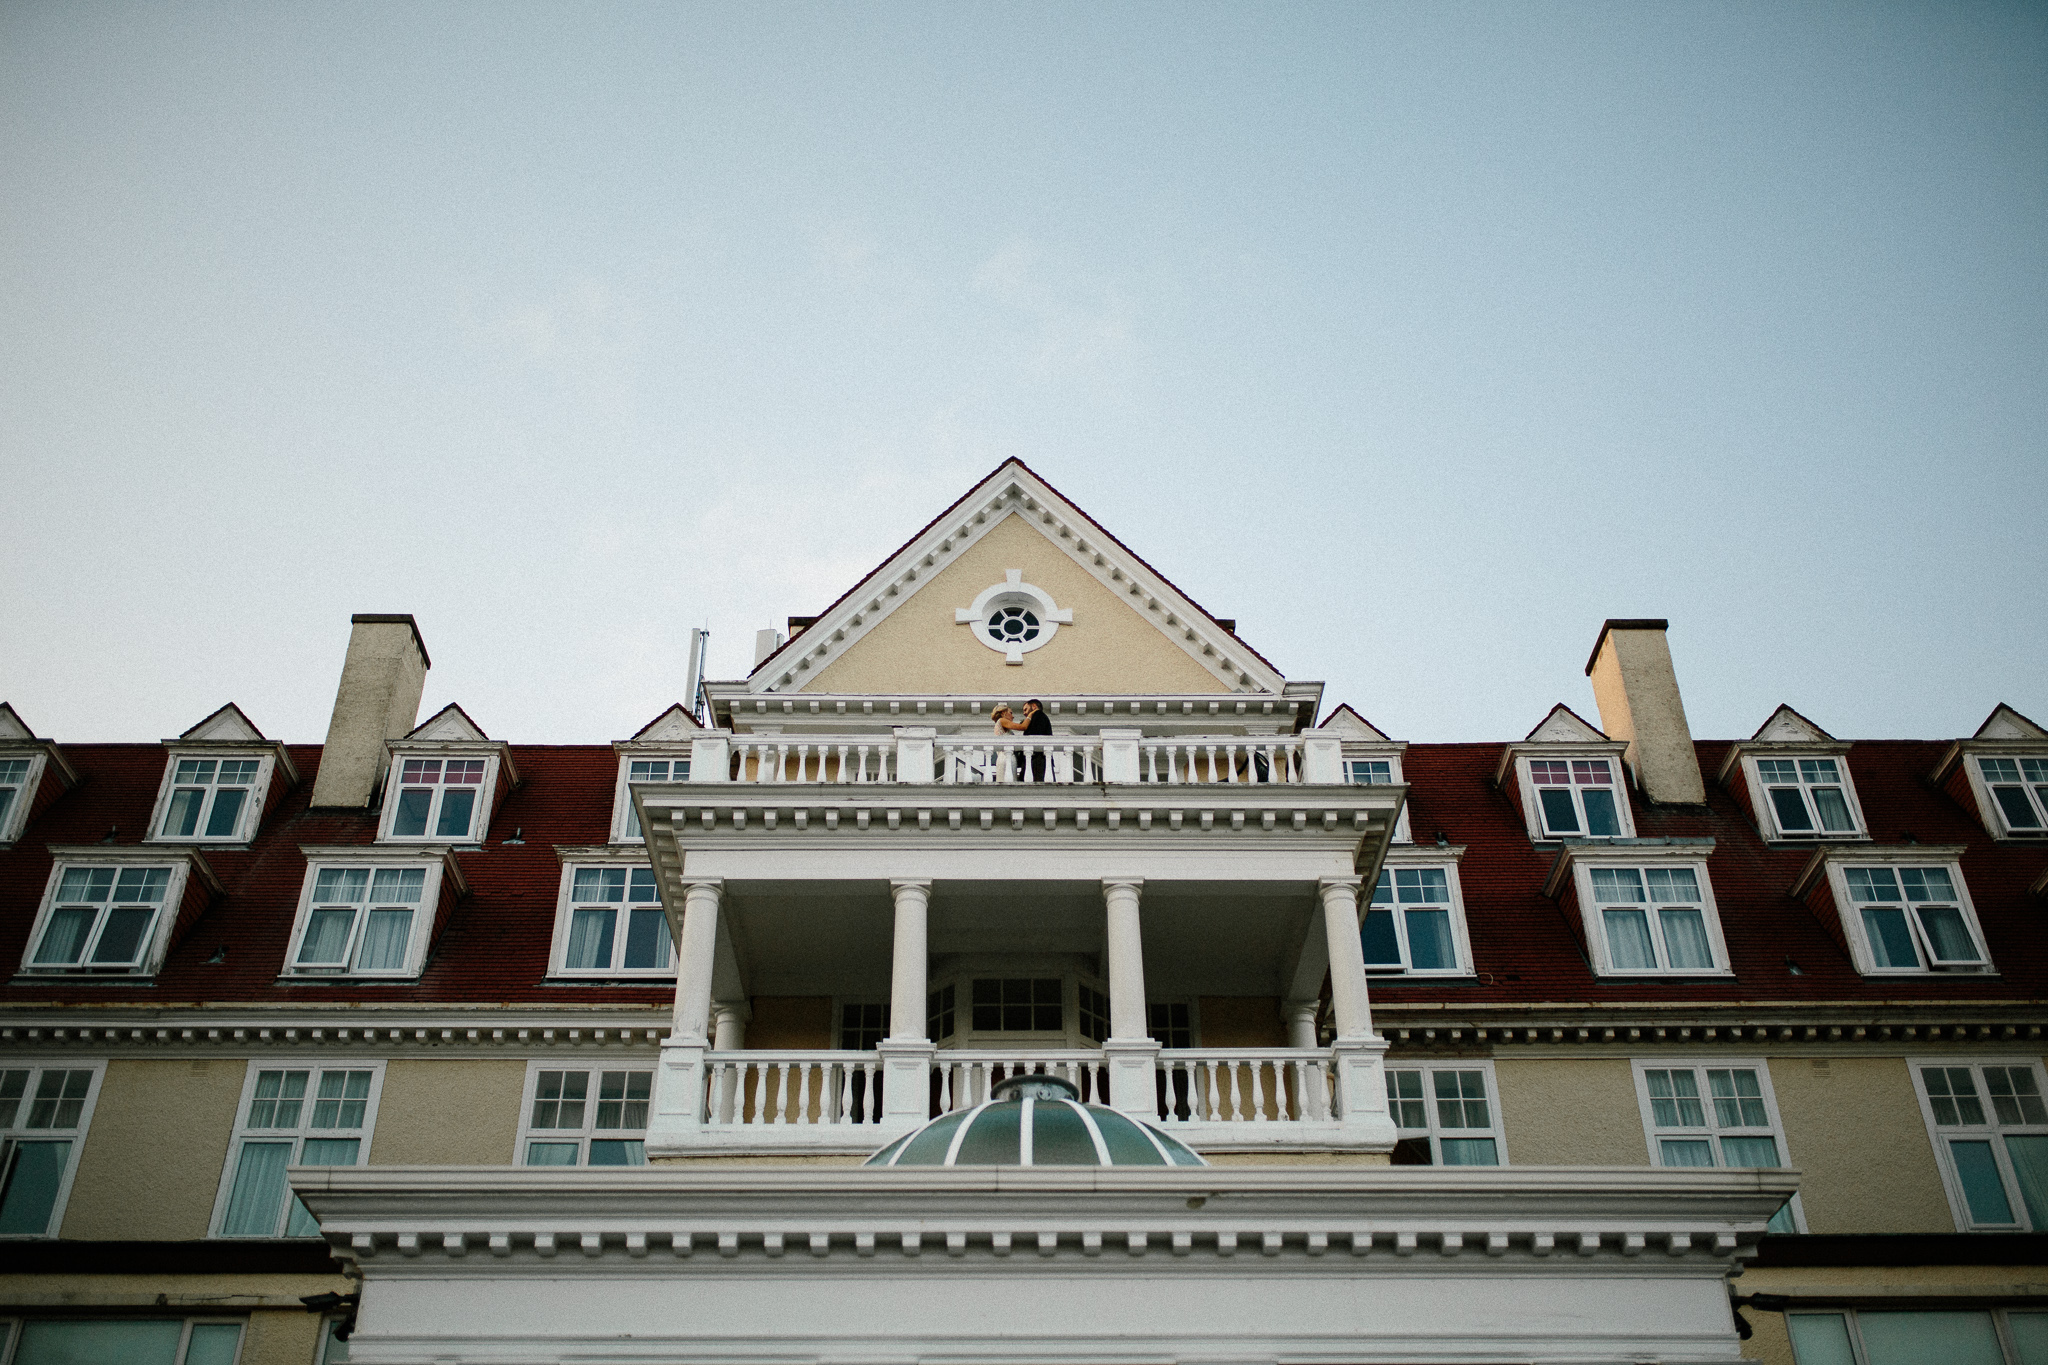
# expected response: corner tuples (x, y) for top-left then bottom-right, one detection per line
(1584, 619), (1705, 805)
(309, 614), (431, 809)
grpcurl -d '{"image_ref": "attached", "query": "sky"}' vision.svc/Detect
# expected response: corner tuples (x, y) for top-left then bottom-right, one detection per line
(2, 2), (2044, 747)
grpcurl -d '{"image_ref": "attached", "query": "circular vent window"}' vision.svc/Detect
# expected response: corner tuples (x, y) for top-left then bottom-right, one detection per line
(956, 572), (1071, 663)
(987, 605), (1040, 645)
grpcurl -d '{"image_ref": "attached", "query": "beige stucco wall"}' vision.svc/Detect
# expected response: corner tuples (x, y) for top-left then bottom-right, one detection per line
(61, 1058), (246, 1240)
(748, 996), (834, 1049)
(368, 1059), (527, 1166)
(0, 1275), (347, 1365)
(1493, 1058), (1652, 1167)
(1769, 1055), (1953, 1234)
(802, 513), (1230, 695)
(1197, 997), (1285, 1048)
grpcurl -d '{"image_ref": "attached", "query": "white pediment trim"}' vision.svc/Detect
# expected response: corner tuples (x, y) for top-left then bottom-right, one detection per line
(178, 703), (268, 744)
(1751, 705), (1834, 745)
(747, 460), (1287, 696)
(630, 705), (703, 743)
(1316, 705), (1393, 742)
(0, 704), (37, 744)
(1525, 704), (1608, 744)
(1975, 704), (2048, 742)
(409, 704), (490, 743)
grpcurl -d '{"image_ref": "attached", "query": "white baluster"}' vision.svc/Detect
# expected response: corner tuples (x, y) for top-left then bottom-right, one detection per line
(748, 1062), (767, 1125)
(1249, 1061), (1268, 1121)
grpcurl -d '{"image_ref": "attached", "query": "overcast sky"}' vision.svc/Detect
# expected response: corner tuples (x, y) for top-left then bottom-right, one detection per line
(3, 3), (2043, 747)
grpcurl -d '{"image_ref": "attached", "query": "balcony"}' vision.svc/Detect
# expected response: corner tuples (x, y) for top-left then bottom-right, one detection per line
(702, 731), (1327, 786)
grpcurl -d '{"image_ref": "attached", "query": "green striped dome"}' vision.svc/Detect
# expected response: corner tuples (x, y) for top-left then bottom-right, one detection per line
(864, 1075), (1206, 1167)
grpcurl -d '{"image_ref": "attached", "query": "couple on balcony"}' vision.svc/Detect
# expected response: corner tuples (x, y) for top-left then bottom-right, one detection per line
(990, 699), (1052, 781)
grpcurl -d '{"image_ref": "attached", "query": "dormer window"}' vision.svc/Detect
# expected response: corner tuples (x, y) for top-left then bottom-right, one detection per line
(1977, 757), (2048, 836)
(159, 758), (261, 839)
(1363, 853), (1472, 975)
(1531, 758), (1623, 838)
(1843, 865), (1985, 972)
(551, 861), (674, 977)
(1548, 843), (1728, 977)
(614, 757), (690, 842)
(20, 850), (209, 978)
(284, 849), (459, 979)
(1345, 759), (1391, 784)
(1756, 758), (1856, 837)
(0, 758), (33, 843)
(390, 758), (485, 839)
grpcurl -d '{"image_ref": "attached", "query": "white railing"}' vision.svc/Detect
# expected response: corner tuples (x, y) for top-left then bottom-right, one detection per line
(1137, 738), (1302, 784)
(935, 738), (1103, 785)
(1153, 1049), (1334, 1125)
(728, 741), (898, 784)
(702, 1051), (886, 1127)
(931, 1050), (1111, 1111)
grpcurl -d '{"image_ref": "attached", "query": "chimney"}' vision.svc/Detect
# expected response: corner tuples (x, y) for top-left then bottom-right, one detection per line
(1585, 619), (1705, 805)
(753, 628), (785, 668)
(309, 614), (431, 809)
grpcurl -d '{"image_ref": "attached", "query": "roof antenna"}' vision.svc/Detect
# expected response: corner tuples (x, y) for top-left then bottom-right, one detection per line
(684, 627), (711, 724)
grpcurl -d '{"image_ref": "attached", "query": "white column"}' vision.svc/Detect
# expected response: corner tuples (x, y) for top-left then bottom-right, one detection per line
(672, 880), (723, 1042)
(1103, 879), (1148, 1040)
(888, 880), (931, 1041)
(1318, 877), (1374, 1041)
(1283, 999), (1320, 1049)
(1101, 879), (1160, 1116)
(712, 1001), (749, 1051)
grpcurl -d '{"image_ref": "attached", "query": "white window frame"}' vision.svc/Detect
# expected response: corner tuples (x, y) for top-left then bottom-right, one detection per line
(0, 751), (49, 846)
(1342, 748), (1411, 843)
(1513, 752), (1636, 842)
(1826, 855), (1990, 976)
(1567, 851), (1732, 977)
(609, 751), (692, 843)
(1737, 750), (1870, 842)
(1363, 853), (1473, 977)
(145, 749), (276, 845)
(548, 857), (676, 979)
(0, 1060), (106, 1238)
(1969, 753), (2048, 840)
(210, 1059), (384, 1238)
(514, 1059), (654, 1167)
(1383, 1060), (1506, 1166)
(0, 1316), (252, 1365)
(1629, 1058), (1802, 1231)
(1785, 1307), (2048, 1365)
(377, 749), (502, 845)
(1911, 1056), (2048, 1232)
(281, 849), (456, 980)
(18, 853), (197, 978)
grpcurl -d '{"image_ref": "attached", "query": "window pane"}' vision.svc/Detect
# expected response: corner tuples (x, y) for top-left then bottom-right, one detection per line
(622, 907), (669, 969)
(184, 1323), (244, 1365)
(1769, 786), (1814, 833)
(1644, 867), (1700, 902)
(220, 1141), (292, 1235)
(1768, 1201), (1797, 1234)
(162, 788), (203, 837)
(88, 907), (155, 964)
(435, 788), (476, 838)
(2010, 1311), (2048, 1365)
(32, 908), (94, 965)
(15, 1320), (185, 1365)
(1995, 784), (2045, 829)
(1405, 909), (1455, 970)
(566, 908), (616, 970)
(1857, 1311), (2004, 1365)
(1360, 909), (1401, 966)
(1862, 908), (1920, 968)
(1603, 908), (1657, 970)
(297, 908), (354, 965)
(369, 868), (424, 903)
(1590, 868), (1645, 903)
(1785, 1314), (1857, 1365)
(1720, 1135), (1781, 1167)
(204, 787), (247, 837)
(572, 868), (624, 903)
(1581, 788), (1620, 837)
(1811, 787), (1854, 832)
(301, 1137), (361, 1166)
(2005, 1134), (2048, 1230)
(1901, 867), (1956, 901)
(526, 1141), (580, 1166)
(1658, 908), (1714, 970)
(354, 909), (412, 971)
(1846, 866), (1900, 901)
(1439, 1137), (1497, 1166)
(1659, 1138), (1715, 1166)
(391, 788), (431, 837)
(1396, 868), (1450, 902)
(0, 1140), (70, 1234)
(588, 1139), (647, 1166)
(1537, 787), (1579, 833)
(313, 868), (368, 903)
(1949, 1139), (2016, 1224)
(1916, 905), (1978, 962)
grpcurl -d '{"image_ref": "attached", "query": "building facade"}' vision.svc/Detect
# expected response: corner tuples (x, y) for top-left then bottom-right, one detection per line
(0, 460), (2043, 1365)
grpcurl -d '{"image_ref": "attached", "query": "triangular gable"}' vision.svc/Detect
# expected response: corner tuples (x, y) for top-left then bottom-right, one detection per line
(408, 703), (489, 743)
(1751, 704), (1834, 744)
(630, 704), (703, 743)
(178, 703), (267, 744)
(749, 459), (1287, 696)
(1525, 704), (1607, 743)
(1316, 704), (1392, 742)
(1975, 704), (2048, 741)
(0, 704), (37, 744)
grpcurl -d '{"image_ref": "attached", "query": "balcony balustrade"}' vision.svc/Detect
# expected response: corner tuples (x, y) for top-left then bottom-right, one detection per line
(706, 732), (1327, 786)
